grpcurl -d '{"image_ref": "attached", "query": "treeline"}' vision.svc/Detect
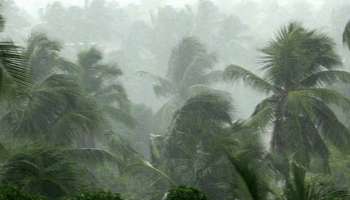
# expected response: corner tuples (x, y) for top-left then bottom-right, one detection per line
(1, 0), (350, 200)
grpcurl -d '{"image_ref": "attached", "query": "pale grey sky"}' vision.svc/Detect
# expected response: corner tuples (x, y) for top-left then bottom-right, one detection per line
(13, 0), (326, 16)
(13, 0), (197, 14)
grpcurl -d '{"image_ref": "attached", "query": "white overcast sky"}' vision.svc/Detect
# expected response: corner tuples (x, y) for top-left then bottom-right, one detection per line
(13, 0), (326, 17)
(13, 0), (196, 12)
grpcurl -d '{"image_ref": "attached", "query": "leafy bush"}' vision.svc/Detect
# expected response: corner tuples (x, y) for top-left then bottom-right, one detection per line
(0, 186), (46, 200)
(66, 191), (123, 200)
(165, 186), (207, 200)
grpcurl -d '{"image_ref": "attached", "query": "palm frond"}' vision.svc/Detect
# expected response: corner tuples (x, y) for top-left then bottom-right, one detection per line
(225, 134), (272, 200)
(172, 92), (234, 130)
(167, 37), (207, 83)
(312, 99), (350, 153)
(1, 148), (80, 198)
(224, 64), (274, 93)
(0, 42), (31, 94)
(300, 88), (350, 111)
(261, 22), (340, 88)
(245, 97), (276, 130)
(287, 91), (350, 153)
(284, 162), (349, 200)
(300, 70), (350, 87)
(63, 148), (118, 165)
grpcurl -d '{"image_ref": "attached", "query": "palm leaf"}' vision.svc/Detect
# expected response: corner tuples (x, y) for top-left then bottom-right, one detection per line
(300, 88), (350, 111)
(62, 148), (119, 165)
(300, 70), (350, 87)
(246, 97), (276, 130)
(224, 65), (274, 93)
(0, 42), (31, 93)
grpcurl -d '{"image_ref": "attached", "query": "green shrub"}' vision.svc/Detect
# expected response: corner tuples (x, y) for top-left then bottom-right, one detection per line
(67, 191), (123, 200)
(0, 186), (46, 200)
(165, 186), (207, 200)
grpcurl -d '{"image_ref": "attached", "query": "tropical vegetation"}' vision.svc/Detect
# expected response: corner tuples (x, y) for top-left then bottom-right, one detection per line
(1, 0), (350, 200)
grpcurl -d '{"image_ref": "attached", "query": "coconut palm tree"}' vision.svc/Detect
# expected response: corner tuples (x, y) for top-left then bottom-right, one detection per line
(224, 22), (350, 170)
(139, 37), (221, 133)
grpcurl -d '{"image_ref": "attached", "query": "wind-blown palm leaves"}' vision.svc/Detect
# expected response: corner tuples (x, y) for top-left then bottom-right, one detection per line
(139, 37), (221, 133)
(0, 34), (106, 147)
(225, 132), (273, 200)
(1, 74), (100, 146)
(282, 162), (349, 200)
(77, 47), (135, 128)
(159, 92), (240, 200)
(224, 22), (350, 169)
(143, 37), (219, 98)
(0, 147), (81, 199)
(0, 14), (30, 97)
(25, 33), (77, 82)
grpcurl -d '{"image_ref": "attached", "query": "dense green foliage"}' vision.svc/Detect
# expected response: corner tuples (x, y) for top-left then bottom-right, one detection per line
(165, 186), (207, 200)
(1, 0), (350, 200)
(0, 186), (46, 200)
(225, 22), (350, 171)
(66, 191), (123, 200)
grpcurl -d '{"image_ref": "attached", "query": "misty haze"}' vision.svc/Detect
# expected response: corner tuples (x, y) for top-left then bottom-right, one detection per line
(0, 0), (350, 199)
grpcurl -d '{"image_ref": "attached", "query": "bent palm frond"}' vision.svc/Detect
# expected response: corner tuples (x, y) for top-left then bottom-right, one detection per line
(300, 70), (350, 87)
(224, 65), (274, 93)
(0, 42), (31, 93)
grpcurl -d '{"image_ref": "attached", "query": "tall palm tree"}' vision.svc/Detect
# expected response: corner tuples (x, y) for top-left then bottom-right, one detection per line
(224, 22), (350, 170)
(139, 37), (221, 133)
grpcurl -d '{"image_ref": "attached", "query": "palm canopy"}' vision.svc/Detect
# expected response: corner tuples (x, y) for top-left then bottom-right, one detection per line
(139, 37), (221, 133)
(159, 92), (242, 200)
(224, 22), (350, 169)
(140, 37), (219, 99)
(0, 74), (101, 146)
(0, 147), (81, 199)
(225, 131), (274, 200)
(77, 47), (135, 128)
(0, 14), (30, 97)
(25, 33), (77, 82)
